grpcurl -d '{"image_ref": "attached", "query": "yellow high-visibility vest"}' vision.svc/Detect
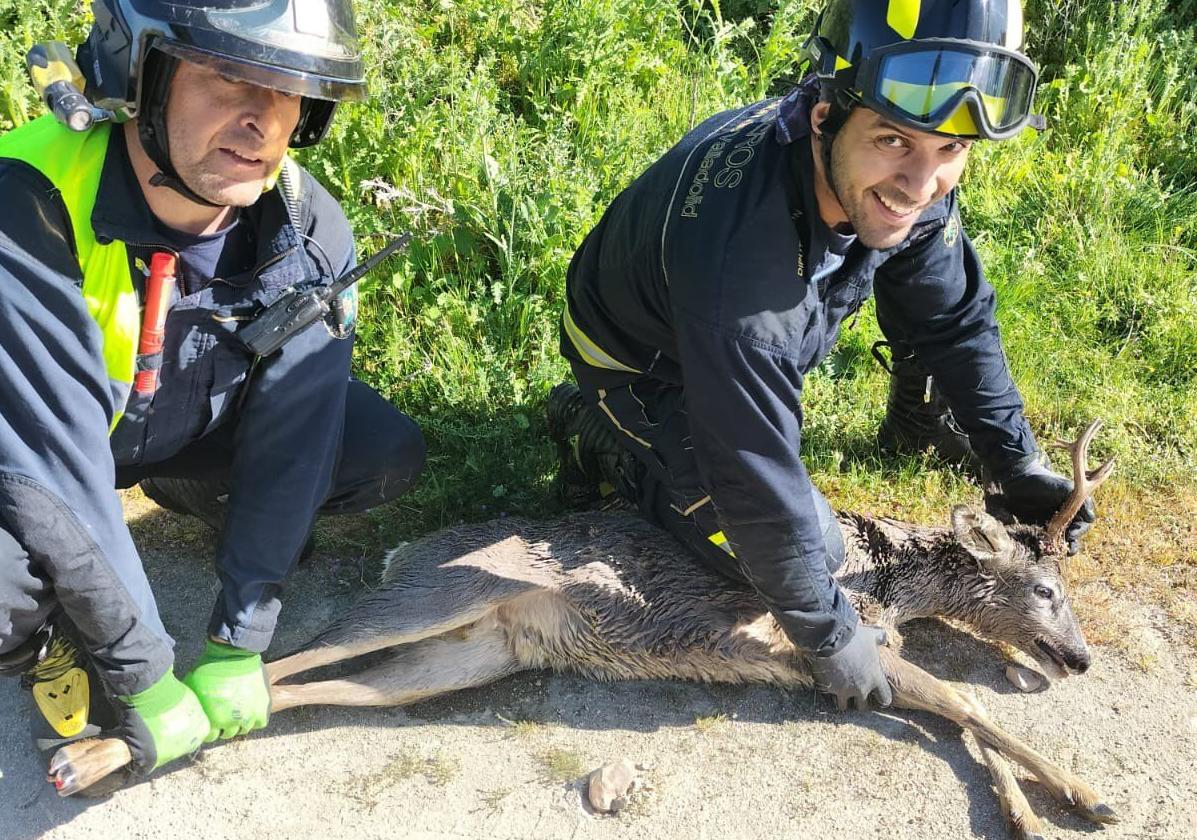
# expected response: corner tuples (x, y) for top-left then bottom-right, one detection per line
(0, 115), (139, 427)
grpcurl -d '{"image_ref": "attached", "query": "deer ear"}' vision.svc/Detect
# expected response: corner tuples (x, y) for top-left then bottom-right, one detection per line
(950, 505), (1019, 574)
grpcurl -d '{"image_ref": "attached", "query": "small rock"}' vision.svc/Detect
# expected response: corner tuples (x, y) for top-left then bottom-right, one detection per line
(587, 759), (637, 814)
(1005, 664), (1045, 692)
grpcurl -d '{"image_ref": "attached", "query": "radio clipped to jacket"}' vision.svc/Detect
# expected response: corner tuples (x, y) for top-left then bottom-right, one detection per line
(238, 233), (411, 357)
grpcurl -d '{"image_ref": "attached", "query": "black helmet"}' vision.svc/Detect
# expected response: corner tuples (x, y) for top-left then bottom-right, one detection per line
(804, 0), (1040, 140)
(78, 0), (366, 204)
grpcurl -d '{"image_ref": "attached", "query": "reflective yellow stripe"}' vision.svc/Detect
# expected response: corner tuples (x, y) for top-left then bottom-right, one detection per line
(887, 0), (921, 39)
(834, 55), (851, 72)
(708, 530), (737, 558)
(596, 389), (652, 449)
(562, 303), (640, 373)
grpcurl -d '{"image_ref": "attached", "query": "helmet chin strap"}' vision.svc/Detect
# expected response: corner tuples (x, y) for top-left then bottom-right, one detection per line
(136, 50), (223, 209)
(814, 86), (854, 213)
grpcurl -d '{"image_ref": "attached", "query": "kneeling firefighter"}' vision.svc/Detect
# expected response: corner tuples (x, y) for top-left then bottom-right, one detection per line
(548, 0), (1097, 711)
(0, 0), (426, 791)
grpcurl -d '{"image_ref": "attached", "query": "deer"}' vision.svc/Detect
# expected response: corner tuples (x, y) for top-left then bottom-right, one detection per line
(47, 421), (1117, 840)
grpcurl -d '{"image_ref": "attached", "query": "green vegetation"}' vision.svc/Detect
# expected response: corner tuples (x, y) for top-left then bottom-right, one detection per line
(537, 746), (587, 783)
(2, 1), (1194, 566)
(694, 711), (730, 733)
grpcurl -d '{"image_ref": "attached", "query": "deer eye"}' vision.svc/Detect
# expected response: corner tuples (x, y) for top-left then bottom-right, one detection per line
(1033, 585), (1054, 601)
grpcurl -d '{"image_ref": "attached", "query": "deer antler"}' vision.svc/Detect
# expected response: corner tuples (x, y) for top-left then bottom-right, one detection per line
(1043, 419), (1116, 554)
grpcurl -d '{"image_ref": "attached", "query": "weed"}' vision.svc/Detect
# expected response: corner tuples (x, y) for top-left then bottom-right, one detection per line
(510, 719), (545, 738)
(694, 712), (729, 733)
(330, 750), (459, 808)
(423, 754), (460, 786)
(537, 747), (586, 783)
(475, 786), (512, 814)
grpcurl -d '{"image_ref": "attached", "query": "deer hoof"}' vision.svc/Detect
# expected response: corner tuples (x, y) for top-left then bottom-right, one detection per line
(1008, 814), (1046, 840)
(1004, 665), (1045, 693)
(1081, 802), (1118, 824)
(47, 741), (132, 798)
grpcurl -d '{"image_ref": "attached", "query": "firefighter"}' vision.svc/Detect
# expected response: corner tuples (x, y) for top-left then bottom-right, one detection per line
(548, 0), (1094, 711)
(0, 0), (425, 786)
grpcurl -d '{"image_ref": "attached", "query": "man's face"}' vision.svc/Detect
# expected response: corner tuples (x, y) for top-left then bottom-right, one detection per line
(816, 104), (973, 249)
(164, 60), (302, 207)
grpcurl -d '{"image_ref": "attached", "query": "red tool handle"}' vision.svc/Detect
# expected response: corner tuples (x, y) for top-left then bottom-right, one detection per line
(133, 252), (177, 395)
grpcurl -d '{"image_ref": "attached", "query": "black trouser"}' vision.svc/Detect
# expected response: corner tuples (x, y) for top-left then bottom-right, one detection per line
(113, 380), (425, 513)
(1, 380), (424, 661)
(570, 365), (844, 584)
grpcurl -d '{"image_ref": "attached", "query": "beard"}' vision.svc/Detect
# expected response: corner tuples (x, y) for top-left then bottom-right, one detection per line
(172, 153), (272, 208)
(826, 137), (926, 250)
(168, 127), (278, 209)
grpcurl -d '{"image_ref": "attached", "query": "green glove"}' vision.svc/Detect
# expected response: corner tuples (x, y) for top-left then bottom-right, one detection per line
(183, 640), (270, 742)
(117, 671), (210, 772)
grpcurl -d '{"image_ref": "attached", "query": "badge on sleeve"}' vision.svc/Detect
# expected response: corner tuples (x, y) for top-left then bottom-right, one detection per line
(324, 285), (358, 339)
(944, 213), (961, 248)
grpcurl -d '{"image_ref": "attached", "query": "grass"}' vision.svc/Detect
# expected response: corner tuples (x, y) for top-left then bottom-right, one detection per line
(537, 747), (587, 783)
(508, 719), (546, 738)
(329, 750), (460, 807)
(3, 1), (1194, 601)
(475, 786), (513, 814)
(694, 712), (729, 733)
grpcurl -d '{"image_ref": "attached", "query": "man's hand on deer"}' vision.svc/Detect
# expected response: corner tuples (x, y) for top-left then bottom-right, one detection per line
(990, 459), (1096, 555)
(97, 670), (208, 784)
(183, 640), (271, 741)
(809, 624), (893, 711)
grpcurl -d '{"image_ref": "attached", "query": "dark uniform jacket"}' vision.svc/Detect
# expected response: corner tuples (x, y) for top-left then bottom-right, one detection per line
(0, 127), (354, 695)
(562, 85), (1037, 656)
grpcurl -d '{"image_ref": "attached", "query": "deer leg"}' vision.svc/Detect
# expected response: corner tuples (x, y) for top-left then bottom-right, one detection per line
(972, 729), (1045, 840)
(47, 737), (133, 798)
(882, 648), (1117, 826)
(894, 664), (1046, 838)
(47, 625), (524, 794)
(270, 624), (522, 712)
(267, 578), (534, 684)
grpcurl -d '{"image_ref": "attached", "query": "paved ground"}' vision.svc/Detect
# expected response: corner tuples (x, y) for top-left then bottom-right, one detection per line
(2, 504), (1195, 840)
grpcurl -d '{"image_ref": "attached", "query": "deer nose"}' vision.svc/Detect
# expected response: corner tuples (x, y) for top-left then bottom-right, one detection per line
(1067, 648), (1091, 674)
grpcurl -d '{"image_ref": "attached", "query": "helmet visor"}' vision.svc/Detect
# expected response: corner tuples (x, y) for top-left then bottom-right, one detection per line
(137, 0), (365, 101)
(865, 43), (1037, 139)
(156, 40), (364, 101)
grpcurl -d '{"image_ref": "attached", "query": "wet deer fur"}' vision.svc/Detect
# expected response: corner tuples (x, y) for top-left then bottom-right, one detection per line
(268, 505), (1090, 700)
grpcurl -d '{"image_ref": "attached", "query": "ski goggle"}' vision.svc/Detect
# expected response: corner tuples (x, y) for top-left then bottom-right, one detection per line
(811, 38), (1040, 140)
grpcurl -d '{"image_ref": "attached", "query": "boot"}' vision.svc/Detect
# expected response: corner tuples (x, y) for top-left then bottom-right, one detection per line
(18, 614), (131, 797)
(873, 342), (976, 466)
(545, 383), (638, 509)
(140, 477), (316, 560)
(139, 476), (228, 532)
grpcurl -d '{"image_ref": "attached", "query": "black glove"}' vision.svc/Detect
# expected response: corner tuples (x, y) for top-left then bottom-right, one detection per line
(993, 460), (1095, 555)
(809, 624), (892, 711)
